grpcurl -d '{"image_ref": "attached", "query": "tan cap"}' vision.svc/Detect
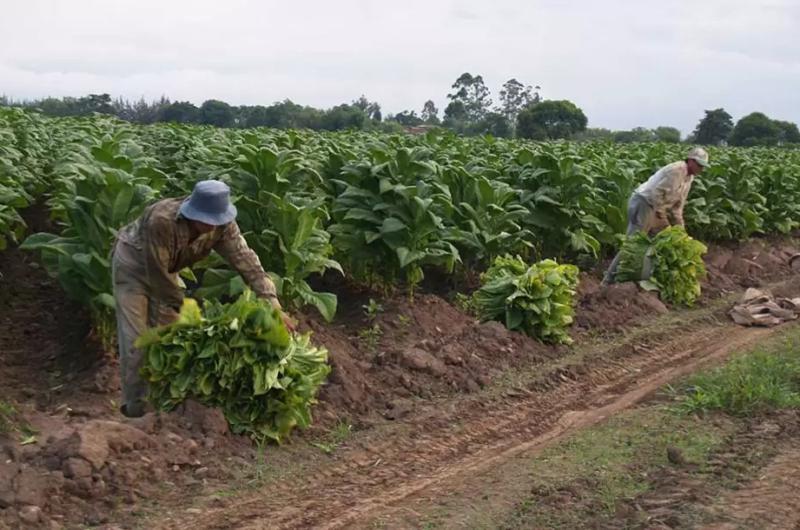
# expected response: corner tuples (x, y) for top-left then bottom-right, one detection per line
(687, 147), (710, 167)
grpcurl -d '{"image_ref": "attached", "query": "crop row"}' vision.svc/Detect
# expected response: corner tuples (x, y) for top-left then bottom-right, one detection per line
(3, 109), (800, 336)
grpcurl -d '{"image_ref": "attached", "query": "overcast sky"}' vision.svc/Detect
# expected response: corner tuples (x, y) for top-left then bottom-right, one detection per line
(2, 0), (799, 135)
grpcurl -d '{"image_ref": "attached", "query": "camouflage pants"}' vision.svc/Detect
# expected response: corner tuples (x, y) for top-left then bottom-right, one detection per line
(604, 193), (658, 284)
(111, 241), (178, 417)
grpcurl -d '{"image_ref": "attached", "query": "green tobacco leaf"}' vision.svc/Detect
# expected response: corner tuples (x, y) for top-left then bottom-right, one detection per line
(380, 217), (406, 234)
(639, 279), (659, 291)
(294, 280), (337, 322)
(617, 227), (706, 306)
(138, 289), (329, 443)
(475, 255), (579, 344)
(20, 232), (61, 251)
(94, 293), (116, 309)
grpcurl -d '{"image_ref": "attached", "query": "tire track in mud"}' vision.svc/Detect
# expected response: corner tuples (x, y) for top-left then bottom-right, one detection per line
(159, 316), (792, 530)
(700, 446), (800, 530)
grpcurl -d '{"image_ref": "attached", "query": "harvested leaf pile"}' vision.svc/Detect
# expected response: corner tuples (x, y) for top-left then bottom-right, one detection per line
(473, 255), (579, 344)
(137, 290), (330, 443)
(615, 226), (707, 306)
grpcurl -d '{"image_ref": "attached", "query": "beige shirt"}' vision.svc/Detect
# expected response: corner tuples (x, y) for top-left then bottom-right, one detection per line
(635, 161), (694, 226)
(116, 197), (277, 308)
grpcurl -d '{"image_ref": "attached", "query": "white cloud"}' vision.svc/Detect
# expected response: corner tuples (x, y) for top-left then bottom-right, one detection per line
(1, 0), (798, 134)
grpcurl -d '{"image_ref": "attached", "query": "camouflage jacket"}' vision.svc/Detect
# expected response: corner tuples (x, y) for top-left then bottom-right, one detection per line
(116, 197), (278, 308)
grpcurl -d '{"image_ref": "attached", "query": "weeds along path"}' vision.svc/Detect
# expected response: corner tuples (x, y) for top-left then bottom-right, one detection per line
(159, 279), (800, 530)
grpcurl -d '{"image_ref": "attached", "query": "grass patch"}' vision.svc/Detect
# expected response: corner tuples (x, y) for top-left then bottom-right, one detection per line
(0, 400), (35, 440)
(675, 334), (800, 416)
(0, 400), (16, 433)
(358, 323), (383, 352)
(503, 326), (800, 529)
(310, 420), (353, 454)
(502, 407), (729, 529)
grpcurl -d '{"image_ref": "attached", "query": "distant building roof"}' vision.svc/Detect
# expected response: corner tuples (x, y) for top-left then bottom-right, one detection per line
(403, 125), (436, 135)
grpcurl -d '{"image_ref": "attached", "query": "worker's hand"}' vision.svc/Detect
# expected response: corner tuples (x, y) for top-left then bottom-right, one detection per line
(280, 310), (297, 333)
(261, 294), (296, 332)
(156, 302), (181, 325)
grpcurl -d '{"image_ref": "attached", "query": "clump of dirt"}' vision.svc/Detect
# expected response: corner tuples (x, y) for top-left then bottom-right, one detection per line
(0, 400), (256, 528)
(703, 238), (798, 296)
(575, 275), (668, 333)
(305, 293), (555, 424)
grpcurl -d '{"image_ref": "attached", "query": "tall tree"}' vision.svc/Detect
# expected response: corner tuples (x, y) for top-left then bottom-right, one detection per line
(136, 96), (169, 124)
(516, 100), (587, 140)
(319, 104), (367, 131)
(111, 97), (135, 121)
(442, 100), (470, 133)
(352, 95), (382, 121)
(447, 73), (492, 121)
(390, 110), (424, 126)
(692, 108), (734, 145)
(352, 95), (369, 111)
(473, 112), (512, 138)
(76, 93), (113, 115)
(653, 126), (681, 143)
(249, 99), (323, 129)
(112, 96), (169, 124)
(366, 102), (382, 122)
(612, 127), (657, 143)
(199, 99), (235, 127)
(158, 101), (200, 123)
(420, 100), (439, 124)
(774, 120), (800, 144)
(38, 98), (73, 117)
(497, 79), (539, 123)
(243, 105), (270, 128)
(729, 112), (782, 146)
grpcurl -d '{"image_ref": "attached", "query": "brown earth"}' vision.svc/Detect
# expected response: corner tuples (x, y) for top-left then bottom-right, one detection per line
(1, 205), (799, 528)
(463, 409), (800, 530)
(156, 314), (792, 529)
(701, 438), (800, 529)
(609, 410), (800, 530)
(311, 237), (799, 421)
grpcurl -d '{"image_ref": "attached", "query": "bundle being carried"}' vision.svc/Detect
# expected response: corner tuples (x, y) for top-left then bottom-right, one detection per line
(136, 290), (330, 443)
(473, 255), (579, 344)
(614, 226), (707, 306)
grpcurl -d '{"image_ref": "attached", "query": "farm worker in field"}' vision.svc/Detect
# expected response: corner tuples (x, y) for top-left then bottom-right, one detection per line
(111, 180), (295, 418)
(603, 147), (710, 285)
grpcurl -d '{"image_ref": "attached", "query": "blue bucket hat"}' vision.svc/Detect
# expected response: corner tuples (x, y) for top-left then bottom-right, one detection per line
(179, 180), (237, 226)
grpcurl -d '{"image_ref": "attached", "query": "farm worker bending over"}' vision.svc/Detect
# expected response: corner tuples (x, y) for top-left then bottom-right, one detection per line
(112, 180), (294, 418)
(603, 147), (710, 285)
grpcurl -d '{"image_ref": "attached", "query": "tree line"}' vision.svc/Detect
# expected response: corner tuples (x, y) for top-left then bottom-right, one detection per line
(688, 108), (800, 147)
(2, 73), (798, 146)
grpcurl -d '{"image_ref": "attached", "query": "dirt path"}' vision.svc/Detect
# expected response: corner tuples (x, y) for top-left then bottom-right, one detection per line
(153, 302), (794, 529)
(701, 445), (800, 530)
